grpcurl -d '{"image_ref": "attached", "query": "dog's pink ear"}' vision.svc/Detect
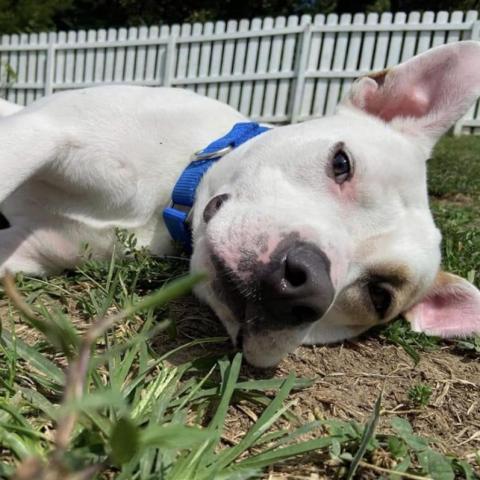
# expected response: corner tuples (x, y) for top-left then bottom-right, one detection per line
(344, 41), (480, 142)
(404, 271), (480, 337)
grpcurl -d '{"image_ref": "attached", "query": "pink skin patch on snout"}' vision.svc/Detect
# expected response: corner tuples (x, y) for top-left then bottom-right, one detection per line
(208, 225), (346, 291)
(210, 231), (283, 281)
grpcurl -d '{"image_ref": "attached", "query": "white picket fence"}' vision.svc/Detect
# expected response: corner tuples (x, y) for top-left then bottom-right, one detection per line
(0, 10), (479, 133)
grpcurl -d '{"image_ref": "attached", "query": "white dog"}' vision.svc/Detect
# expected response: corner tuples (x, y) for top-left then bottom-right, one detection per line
(0, 41), (479, 367)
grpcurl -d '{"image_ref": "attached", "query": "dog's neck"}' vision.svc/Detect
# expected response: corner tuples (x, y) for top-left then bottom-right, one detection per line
(163, 122), (271, 252)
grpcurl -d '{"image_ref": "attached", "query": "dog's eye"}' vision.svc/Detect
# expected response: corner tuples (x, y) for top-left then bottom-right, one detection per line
(332, 150), (351, 184)
(368, 283), (392, 318)
(203, 193), (230, 223)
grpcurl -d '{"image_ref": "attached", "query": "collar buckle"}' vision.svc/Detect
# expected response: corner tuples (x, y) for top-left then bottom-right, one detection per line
(193, 145), (233, 162)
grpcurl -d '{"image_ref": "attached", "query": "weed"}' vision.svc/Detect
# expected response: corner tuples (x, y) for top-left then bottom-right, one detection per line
(407, 384), (432, 408)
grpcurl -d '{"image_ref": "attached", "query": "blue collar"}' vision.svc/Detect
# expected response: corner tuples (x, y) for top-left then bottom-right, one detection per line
(163, 122), (270, 253)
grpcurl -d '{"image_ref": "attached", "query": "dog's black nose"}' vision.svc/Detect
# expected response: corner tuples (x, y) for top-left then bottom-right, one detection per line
(260, 243), (334, 325)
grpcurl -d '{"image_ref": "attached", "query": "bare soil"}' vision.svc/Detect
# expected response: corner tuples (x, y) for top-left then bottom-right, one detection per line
(159, 295), (480, 478)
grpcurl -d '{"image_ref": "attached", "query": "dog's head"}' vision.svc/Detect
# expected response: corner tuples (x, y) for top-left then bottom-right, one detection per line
(190, 41), (480, 367)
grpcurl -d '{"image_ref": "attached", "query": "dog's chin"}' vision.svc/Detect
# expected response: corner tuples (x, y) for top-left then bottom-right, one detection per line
(240, 321), (312, 368)
(206, 263), (312, 368)
(216, 299), (312, 368)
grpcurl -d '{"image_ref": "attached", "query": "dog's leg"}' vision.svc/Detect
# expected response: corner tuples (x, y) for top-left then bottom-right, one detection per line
(0, 226), (57, 276)
(0, 215), (114, 276)
(0, 112), (60, 205)
(0, 108), (69, 276)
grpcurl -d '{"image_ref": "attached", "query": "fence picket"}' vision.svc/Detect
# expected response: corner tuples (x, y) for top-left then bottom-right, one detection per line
(290, 14), (312, 122)
(144, 25), (159, 82)
(464, 11), (479, 133)
(124, 27), (137, 81)
(159, 25), (172, 85)
(251, 17), (273, 118)
(45, 32), (57, 96)
(401, 11), (420, 61)
(218, 19), (237, 104)
(64, 30), (76, 87)
(325, 13), (350, 115)
(0, 35), (9, 99)
(313, 13), (337, 116)
(263, 16), (286, 120)
(359, 12), (378, 72)
(104, 28), (117, 82)
(240, 17), (262, 116)
(275, 15), (298, 119)
(55, 31), (66, 92)
(417, 11), (435, 53)
(386, 12), (406, 66)
(176, 23), (191, 82)
(187, 23), (203, 93)
(455, 11), (479, 133)
(447, 11), (464, 43)
(432, 11), (449, 47)
(84, 30), (97, 84)
(373, 12), (392, 70)
(8, 34), (19, 102)
(340, 12), (364, 101)
(229, 19), (249, 111)
(135, 26), (148, 81)
(301, 14), (323, 119)
(207, 21), (226, 99)
(74, 30), (86, 86)
(95, 29), (107, 82)
(464, 10), (479, 41)
(17, 33), (28, 105)
(197, 21), (214, 96)
(26, 32), (39, 104)
(113, 28), (128, 82)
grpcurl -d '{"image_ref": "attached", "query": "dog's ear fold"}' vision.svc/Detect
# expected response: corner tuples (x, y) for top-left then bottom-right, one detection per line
(343, 41), (480, 145)
(404, 271), (480, 337)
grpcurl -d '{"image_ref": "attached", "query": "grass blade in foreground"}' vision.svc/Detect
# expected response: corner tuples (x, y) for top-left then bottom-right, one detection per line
(346, 392), (382, 480)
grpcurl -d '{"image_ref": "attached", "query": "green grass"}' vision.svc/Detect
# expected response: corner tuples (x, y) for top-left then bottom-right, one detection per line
(382, 135), (480, 362)
(1, 251), (325, 479)
(407, 384), (433, 408)
(429, 135), (480, 281)
(428, 136), (480, 198)
(0, 135), (479, 480)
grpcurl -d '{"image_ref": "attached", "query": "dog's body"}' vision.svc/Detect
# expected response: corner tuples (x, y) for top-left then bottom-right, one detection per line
(0, 86), (247, 273)
(1, 41), (480, 366)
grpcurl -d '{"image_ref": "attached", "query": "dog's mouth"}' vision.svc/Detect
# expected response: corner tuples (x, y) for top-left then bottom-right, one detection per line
(210, 252), (319, 333)
(210, 254), (251, 328)
(235, 325), (244, 350)
(209, 260), (320, 367)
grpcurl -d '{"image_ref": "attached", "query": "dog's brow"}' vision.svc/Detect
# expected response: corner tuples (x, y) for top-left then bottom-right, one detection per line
(329, 141), (345, 157)
(366, 263), (422, 318)
(368, 263), (410, 287)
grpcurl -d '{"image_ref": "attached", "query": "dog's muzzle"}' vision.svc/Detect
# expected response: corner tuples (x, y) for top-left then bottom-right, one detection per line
(212, 239), (334, 329)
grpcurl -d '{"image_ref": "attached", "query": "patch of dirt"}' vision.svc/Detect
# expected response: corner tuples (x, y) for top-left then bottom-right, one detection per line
(158, 296), (480, 477)
(279, 342), (479, 450)
(431, 192), (475, 206)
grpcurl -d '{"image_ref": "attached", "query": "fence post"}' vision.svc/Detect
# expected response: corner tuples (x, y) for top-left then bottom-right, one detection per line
(44, 38), (56, 96)
(289, 20), (312, 123)
(454, 19), (480, 134)
(163, 34), (177, 87)
(469, 19), (480, 40)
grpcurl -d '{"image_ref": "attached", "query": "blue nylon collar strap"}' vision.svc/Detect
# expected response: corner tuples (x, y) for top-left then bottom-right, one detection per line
(163, 122), (270, 253)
